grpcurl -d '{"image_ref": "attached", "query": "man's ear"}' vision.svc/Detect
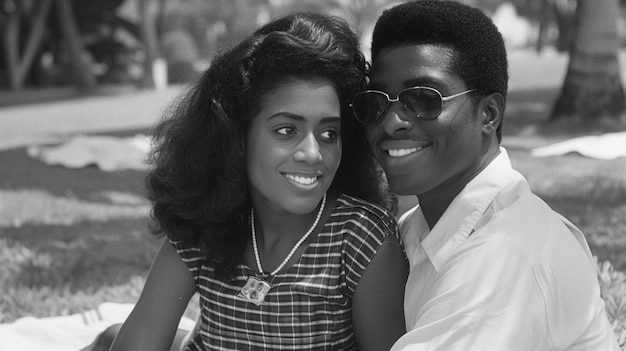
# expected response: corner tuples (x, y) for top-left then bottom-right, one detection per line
(479, 93), (504, 137)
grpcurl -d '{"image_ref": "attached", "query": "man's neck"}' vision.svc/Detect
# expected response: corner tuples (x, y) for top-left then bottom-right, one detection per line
(418, 179), (466, 229)
(418, 147), (501, 229)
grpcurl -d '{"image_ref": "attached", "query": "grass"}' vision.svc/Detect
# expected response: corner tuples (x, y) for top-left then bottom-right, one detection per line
(0, 125), (204, 324)
(0, 138), (160, 322)
(0, 82), (625, 347)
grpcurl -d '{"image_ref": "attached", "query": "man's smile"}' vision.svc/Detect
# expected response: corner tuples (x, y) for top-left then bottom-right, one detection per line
(388, 147), (424, 157)
(380, 140), (431, 157)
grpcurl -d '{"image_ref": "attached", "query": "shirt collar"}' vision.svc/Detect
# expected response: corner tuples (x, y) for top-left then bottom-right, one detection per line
(421, 147), (518, 270)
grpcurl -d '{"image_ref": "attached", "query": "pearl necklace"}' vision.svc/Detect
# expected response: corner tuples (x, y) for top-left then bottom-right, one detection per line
(251, 194), (327, 276)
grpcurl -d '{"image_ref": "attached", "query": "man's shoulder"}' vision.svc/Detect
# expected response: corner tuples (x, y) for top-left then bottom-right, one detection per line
(484, 180), (572, 237)
(472, 180), (593, 267)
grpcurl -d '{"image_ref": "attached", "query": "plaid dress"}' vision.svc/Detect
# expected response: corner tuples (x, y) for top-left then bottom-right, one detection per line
(171, 194), (400, 350)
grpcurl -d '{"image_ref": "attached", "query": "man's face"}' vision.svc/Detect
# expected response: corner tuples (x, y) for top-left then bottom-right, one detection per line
(365, 44), (487, 196)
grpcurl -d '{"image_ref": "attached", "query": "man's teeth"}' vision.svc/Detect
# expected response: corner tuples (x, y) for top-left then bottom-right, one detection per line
(286, 174), (318, 185)
(388, 148), (418, 157)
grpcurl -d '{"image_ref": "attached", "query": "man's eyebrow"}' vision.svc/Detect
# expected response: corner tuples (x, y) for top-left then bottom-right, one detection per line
(369, 75), (449, 90)
(404, 78), (437, 87)
(366, 83), (385, 91)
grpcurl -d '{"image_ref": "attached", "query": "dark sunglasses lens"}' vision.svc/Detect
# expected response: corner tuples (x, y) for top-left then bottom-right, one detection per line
(352, 92), (388, 124)
(400, 88), (442, 119)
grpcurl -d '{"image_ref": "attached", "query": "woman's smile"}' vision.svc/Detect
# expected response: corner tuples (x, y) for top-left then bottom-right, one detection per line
(283, 172), (322, 186)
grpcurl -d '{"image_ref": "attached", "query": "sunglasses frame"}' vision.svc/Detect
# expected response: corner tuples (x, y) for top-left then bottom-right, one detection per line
(350, 86), (476, 125)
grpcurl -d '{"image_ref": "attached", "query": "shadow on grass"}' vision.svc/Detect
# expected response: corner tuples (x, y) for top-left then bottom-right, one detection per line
(0, 135), (149, 201)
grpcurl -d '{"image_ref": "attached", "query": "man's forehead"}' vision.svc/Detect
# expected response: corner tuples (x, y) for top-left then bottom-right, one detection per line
(368, 45), (459, 92)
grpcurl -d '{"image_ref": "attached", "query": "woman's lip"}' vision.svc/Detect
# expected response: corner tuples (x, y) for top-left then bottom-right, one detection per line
(282, 172), (322, 186)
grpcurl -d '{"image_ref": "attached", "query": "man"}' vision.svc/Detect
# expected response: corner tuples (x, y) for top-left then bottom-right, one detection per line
(350, 1), (620, 350)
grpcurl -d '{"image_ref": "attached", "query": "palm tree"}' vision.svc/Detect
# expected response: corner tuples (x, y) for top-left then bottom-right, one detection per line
(551, 0), (625, 121)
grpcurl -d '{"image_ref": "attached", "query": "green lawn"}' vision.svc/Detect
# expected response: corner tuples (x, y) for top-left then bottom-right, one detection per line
(0, 82), (625, 347)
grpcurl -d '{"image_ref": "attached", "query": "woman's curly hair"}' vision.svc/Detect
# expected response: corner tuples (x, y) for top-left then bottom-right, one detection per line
(146, 12), (394, 278)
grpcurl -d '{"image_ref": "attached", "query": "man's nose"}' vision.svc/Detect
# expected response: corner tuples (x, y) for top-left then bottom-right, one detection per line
(379, 102), (415, 136)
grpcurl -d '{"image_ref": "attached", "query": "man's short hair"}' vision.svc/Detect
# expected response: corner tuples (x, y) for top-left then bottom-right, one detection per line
(371, 0), (508, 103)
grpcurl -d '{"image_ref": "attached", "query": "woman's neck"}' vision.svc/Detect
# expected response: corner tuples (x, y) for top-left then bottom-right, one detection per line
(252, 192), (336, 250)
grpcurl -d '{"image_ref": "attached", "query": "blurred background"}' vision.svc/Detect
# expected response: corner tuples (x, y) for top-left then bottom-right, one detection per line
(1, 0), (626, 348)
(0, 0), (623, 95)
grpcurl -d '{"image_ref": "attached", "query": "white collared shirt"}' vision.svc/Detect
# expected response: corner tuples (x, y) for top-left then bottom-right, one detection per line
(392, 148), (619, 351)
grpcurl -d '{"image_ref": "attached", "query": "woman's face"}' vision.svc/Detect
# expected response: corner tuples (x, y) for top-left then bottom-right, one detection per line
(246, 77), (341, 215)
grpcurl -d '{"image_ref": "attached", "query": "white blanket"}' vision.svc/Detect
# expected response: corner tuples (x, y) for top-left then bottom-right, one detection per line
(0, 302), (194, 351)
(531, 132), (626, 160)
(26, 134), (152, 172)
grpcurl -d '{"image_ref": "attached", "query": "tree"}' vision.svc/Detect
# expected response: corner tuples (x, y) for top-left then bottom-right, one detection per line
(71, 0), (141, 85)
(509, 0), (576, 52)
(55, 0), (96, 91)
(267, 0), (395, 53)
(325, 0), (394, 40)
(0, 0), (98, 91)
(138, 0), (161, 87)
(1, 0), (53, 90)
(550, 0), (576, 51)
(551, 0), (625, 121)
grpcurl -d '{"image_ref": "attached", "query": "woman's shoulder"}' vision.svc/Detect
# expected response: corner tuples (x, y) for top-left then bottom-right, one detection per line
(331, 194), (398, 235)
(168, 237), (205, 261)
(330, 195), (403, 289)
(334, 193), (395, 220)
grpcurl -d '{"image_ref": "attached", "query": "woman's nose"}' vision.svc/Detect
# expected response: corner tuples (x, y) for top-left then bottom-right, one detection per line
(294, 134), (323, 164)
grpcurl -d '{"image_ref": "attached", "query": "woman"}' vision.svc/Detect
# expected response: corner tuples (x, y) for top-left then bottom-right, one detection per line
(90, 12), (407, 351)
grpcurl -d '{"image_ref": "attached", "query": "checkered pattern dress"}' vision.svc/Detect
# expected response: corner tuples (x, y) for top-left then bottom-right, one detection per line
(170, 194), (400, 350)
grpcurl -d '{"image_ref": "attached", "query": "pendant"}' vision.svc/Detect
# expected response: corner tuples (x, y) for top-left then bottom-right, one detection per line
(237, 276), (271, 306)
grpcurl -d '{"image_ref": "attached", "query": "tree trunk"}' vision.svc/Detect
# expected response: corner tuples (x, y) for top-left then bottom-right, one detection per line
(55, 0), (97, 91)
(139, 0), (161, 88)
(2, 0), (54, 90)
(551, 0), (576, 52)
(535, 0), (549, 53)
(551, 0), (625, 121)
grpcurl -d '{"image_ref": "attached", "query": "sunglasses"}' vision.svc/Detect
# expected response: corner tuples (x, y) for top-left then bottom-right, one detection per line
(350, 86), (475, 125)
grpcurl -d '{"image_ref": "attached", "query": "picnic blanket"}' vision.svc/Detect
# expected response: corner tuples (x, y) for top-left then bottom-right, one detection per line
(531, 131), (626, 160)
(0, 302), (194, 351)
(26, 134), (152, 172)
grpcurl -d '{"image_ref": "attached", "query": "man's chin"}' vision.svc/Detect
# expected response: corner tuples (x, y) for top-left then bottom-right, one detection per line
(386, 177), (421, 196)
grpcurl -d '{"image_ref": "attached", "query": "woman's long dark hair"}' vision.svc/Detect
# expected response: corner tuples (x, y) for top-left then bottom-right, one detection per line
(146, 12), (394, 278)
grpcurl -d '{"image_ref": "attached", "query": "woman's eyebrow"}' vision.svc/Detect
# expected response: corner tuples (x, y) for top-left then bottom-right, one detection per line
(266, 113), (341, 123)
